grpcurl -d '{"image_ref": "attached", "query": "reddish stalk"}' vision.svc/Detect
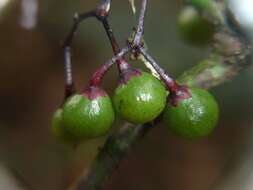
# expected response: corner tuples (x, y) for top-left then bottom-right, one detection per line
(129, 0), (191, 105)
(62, 0), (131, 99)
(88, 47), (130, 87)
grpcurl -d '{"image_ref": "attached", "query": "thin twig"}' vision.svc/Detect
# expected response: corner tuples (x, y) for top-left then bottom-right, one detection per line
(89, 47), (130, 86)
(62, 0), (113, 98)
(101, 19), (121, 54)
(75, 122), (154, 190)
(100, 18), (131, 72)
(138, 47), (177, 90)
(131, 0), (179, 92)
(132, 0), (148, 46)
(63, 11), (95, 98)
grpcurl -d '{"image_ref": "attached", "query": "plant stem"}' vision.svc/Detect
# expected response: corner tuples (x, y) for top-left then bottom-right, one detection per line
(130, 0), (180, 93)
(75, 122), (154, 190)
(62, 0), (114, 98)
(100, 18), (131, 72)
(132, 0), (148, 46)
(138, 47), (179, 92)
(101, 19), (120, 54)
(88, 47), (130, 87)
(63, 11), (95, 98)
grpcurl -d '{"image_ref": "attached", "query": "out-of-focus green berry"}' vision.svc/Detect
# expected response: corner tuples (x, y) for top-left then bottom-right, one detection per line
(177, 6), (215, 46)
(51, 108), (76, 143)
(187, 0), (213, 10)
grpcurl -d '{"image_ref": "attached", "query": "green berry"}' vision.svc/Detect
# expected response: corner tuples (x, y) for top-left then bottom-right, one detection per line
(113, 71), (167, 124)
(177, 6), (215, 46)
(163, 87), (219, 139)
(51, 108), (63, 138)
(61, 87), (115, 140)
(187, 0), (212, 10)
(51, 108), (76, 143)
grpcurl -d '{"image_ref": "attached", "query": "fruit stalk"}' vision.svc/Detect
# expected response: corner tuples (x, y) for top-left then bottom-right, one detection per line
(88, 47), (130, 87)
(63, 11), (95, 98)
(130, 0), (183, 96)
(62, 0), (127, 98)
(138, 47), (179, 92)
(100, 18), (131, 73)
(132, 0), (148, 46)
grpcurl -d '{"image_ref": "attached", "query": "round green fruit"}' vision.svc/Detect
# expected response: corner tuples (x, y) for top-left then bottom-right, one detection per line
(52, 108), (64, 138)
(51, 108), (76, 143)
(163, 88), (219, 139)
(177, 6), (215, 46)
(61, 87), (115, 140)
(186, 0), (212, 10)
(113, 71), (167, 124)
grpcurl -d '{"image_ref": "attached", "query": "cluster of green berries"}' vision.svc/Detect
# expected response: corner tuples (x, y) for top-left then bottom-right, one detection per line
(52, 67), (219, 143)
(52, 0), (220, 144)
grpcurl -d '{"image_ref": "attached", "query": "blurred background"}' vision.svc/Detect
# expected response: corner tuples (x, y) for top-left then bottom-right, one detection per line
(0, 0), (253, 190)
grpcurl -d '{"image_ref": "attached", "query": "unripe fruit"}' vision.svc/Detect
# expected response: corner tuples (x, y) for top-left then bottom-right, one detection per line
(186, 0), (212, 10)
(52, 108), (64, 138)
(61, 86), (115, 140)
(177, 6), (215, 46)
(113, 70), (167, 124)
(51, 108), (76, 143)
(163, 87), (219, 139)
